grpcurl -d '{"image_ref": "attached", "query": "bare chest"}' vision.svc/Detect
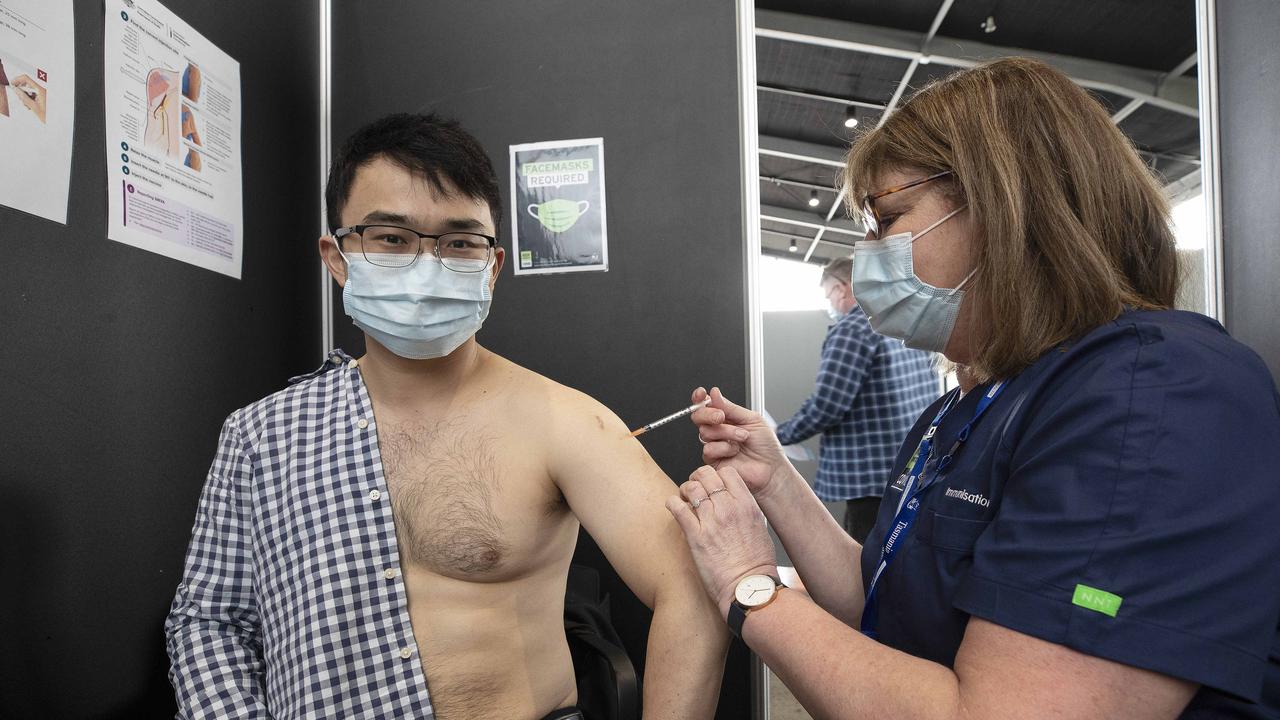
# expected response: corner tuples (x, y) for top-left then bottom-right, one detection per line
(376, 414), (569, 580)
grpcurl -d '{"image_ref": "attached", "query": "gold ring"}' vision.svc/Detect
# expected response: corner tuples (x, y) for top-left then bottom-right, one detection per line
(708, 488), (728, 496)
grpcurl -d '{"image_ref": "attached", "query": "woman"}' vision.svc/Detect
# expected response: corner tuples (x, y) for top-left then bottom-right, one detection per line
(667, 58), (1280, 718)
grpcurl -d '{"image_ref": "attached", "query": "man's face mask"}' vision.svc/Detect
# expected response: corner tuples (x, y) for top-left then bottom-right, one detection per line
(340, 251), (494, 360)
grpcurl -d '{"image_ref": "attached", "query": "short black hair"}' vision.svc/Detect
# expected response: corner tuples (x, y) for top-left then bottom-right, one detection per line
(325, 113), (502, 237)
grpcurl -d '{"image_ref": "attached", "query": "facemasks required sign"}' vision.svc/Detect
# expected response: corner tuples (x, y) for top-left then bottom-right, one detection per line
(509, 137), (608, 275)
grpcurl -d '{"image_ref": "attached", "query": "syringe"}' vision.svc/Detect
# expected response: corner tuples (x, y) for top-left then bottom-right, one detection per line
(629, 398), (711, 438)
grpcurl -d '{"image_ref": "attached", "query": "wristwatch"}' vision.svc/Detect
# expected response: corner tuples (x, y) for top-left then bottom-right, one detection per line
(727, 574), (784, 638)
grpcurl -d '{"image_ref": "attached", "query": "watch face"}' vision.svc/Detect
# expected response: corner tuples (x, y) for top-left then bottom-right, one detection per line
(735, 574), (777, 608)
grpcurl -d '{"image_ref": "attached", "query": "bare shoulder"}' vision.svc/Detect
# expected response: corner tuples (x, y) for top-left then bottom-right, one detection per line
(478, 349), (630, 439)
(477, 350), (665, 498)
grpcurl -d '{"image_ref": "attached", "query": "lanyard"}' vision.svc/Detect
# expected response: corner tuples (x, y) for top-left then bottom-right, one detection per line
(859, 380), (1007, 639)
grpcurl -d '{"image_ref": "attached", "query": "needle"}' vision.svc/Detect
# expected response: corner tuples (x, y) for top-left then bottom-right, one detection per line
(629, 398), (711, 438)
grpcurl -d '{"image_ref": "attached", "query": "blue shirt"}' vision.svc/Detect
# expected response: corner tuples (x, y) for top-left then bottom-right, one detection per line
(777, 306), (939, 501)
(861, 310), (1280, 716)
(165, 350), (436, 719)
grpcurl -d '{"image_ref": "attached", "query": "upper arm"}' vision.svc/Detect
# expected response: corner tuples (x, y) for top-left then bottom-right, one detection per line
(168, 417), (261, 632)
(166, 416), (268, 713)
(544, 390), (697, 609)
(953, 619), (1197, 720)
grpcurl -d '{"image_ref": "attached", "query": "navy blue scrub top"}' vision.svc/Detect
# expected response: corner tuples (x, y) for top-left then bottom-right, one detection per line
(860, 309), (1280, 717)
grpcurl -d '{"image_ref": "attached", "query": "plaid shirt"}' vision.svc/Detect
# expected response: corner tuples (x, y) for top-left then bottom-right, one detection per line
(165, 350), (435, 719)
(776, 307), (939, 501)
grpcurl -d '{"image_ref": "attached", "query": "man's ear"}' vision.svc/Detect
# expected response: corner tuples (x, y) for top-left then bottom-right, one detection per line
(318, 235), (348, 287)
(488, 247), (506, 292)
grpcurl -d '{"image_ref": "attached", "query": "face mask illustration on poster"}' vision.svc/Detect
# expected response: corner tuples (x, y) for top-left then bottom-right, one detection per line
(509, 137), (609, 275)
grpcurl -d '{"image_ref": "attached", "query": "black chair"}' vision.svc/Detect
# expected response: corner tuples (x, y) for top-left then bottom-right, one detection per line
(565, 564), (640, 720)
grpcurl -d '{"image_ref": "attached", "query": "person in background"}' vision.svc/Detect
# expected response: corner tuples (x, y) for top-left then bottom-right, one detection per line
(775, 257), (938, 542)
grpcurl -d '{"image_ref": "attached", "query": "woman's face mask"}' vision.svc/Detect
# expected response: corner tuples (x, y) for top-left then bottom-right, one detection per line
(851, 204), (973, 353)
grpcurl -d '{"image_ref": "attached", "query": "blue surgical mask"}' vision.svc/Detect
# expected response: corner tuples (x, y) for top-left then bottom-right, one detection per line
(341, 252), (493, 359)
(851, 205), (973, 353)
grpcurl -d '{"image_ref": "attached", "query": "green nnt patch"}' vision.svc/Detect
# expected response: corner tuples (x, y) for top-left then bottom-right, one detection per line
(1072, 584), (1123, 617)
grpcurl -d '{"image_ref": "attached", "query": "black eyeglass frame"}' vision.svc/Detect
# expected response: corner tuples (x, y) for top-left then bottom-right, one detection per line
(334, 224), (498, 272)
(859, 169), (954, 236)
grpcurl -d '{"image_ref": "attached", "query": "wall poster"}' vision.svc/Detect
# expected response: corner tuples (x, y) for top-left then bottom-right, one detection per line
(509, 137), (608, 276)
(105, 0), (243, 278)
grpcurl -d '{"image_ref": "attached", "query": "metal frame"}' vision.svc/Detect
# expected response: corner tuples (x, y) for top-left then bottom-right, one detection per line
(756, 10), (1200, 117)
(734, 0), (769, 716)
(318, 0), (334, 357)
(1195, 0), (1225, 323)
(755, 7), (1210, 268)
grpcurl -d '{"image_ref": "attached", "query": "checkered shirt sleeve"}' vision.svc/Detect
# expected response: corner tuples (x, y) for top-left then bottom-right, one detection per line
(165, 415), (271, 719)
(776, 309), (940, 501)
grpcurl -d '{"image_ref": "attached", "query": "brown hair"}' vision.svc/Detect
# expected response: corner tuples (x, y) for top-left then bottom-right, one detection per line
(844, 57), (1179, 381)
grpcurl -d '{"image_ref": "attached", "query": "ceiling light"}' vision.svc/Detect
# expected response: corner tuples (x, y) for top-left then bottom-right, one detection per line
(808, 190), (821, 207)
(789, 239), (798, 253)
(844, 106), (858, 129)
(980, 15), (997, 33)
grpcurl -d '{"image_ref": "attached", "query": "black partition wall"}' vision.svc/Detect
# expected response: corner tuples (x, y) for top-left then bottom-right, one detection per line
(0, 2), (320, 717)
(1218, 0), (1280, 382)
(329, 2), (754, 717)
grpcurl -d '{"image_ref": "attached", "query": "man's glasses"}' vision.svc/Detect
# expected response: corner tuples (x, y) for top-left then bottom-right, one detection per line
(335, 225), (496, 272)
(859, 170), (953, 236)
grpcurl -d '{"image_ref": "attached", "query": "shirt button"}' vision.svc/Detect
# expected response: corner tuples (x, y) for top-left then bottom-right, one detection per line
(331, 355), (343, 364)
(348, 359), (358, 369)
(369, 489), (382, 501)
(384, 568), (398, 580)
(357, 418), (369, 429)
(399, 647), (413, 659)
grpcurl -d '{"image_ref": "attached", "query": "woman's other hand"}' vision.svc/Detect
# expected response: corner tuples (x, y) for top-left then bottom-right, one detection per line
(666, 465), (778, 618)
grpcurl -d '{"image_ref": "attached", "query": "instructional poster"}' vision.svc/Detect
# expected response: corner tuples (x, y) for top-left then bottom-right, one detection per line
(104, 0), (243, 279)
(0, 0), (75, 223)
(510, 138), (608, 275)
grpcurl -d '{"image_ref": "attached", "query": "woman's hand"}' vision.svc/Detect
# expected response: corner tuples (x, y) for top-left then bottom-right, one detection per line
(690, 386), (792, 500)
(666, 465), (778, 618)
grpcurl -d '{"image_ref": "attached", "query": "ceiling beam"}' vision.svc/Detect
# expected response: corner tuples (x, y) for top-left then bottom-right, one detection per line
(881, 0), (955, 121)
(1112, 51), (1198, 124)
(760, 203), (863, 236)
(758, 134), (847, 168)
(761, 175), (839, 193)
(756, 9), (1199, 117)
(761, 227), (855, 249)
(758, 84), (886, 110)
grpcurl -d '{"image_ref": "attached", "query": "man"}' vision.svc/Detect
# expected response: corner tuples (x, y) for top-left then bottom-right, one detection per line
(775, 257), (938, 542)
(165, 113), (728, 720)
